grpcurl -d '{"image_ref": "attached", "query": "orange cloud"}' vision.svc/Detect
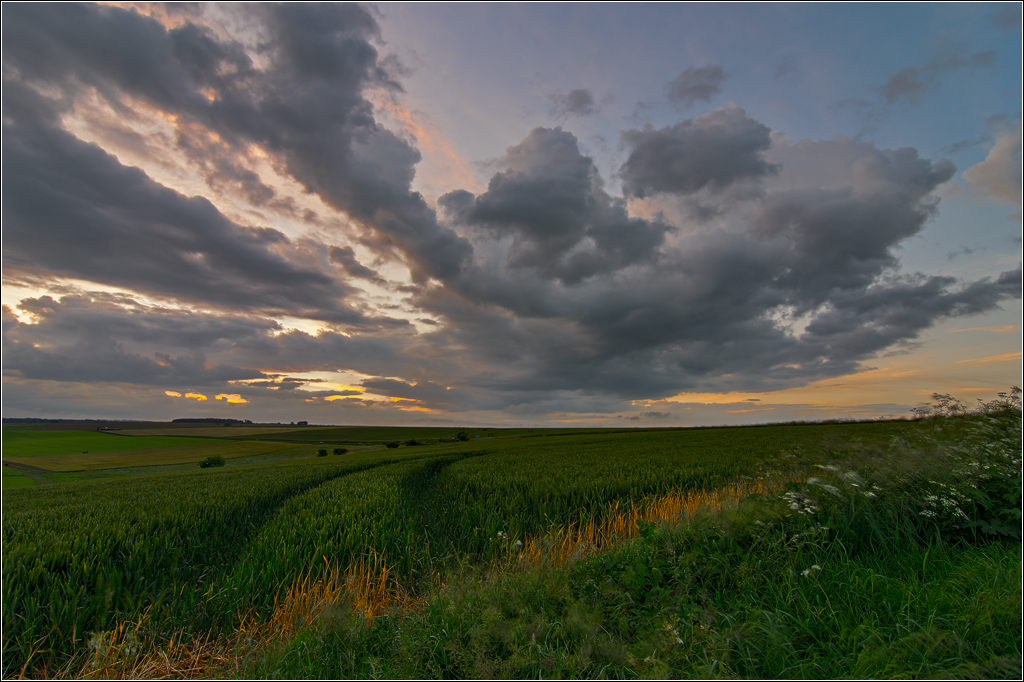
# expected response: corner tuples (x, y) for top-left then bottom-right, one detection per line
(955, 351), (1023, 366)
(164, 390), (182, 397)
(184, 393), (207, 401)
(400, 406), (432, 412)
(390, 397), (416, 402)
(215, 394), (248, 404)
(948, 325), (1021, 333)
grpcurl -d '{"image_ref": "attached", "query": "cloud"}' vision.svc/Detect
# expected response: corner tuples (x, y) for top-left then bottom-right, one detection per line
(2, 5), (1018, 423)
(879, 50), (996, 107)
(414, 125), (1017, 407)
(1, 2), (472, 289)
(619, 106), (776, 198)
(329, 245), (383, 280)
(992, 4), (1023, 31)
(444, 126), (673, 285)
(547, 88), (598, 117)
(962, 124), (1023, 220)
(666, 65), (726, 109)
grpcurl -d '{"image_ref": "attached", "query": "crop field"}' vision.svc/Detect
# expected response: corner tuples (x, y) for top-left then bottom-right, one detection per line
(1, 429), (222, 458)
(232, 425), (625, 443)
(2, 405), (1020, 679)
(2, 440), (308, 472)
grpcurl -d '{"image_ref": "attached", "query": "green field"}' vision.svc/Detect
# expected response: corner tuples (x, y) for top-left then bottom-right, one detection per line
(1, 429), (222, 458)
(2, 440), (307, 472)
(1, 474), (35, 489)
(2, 401), (1020, 679)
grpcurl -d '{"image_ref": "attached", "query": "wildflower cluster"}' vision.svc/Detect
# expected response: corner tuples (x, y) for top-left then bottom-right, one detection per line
(915, 387), (1022, 540)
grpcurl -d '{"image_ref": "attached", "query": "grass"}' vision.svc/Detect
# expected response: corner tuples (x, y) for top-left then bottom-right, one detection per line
(2, 440), (305, 471)
(0, 429), (223, 458)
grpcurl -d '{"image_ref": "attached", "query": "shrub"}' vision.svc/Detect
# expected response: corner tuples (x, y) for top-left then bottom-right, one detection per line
(317, 448), (328, 457)
(386, 442), (400, 449)
(457, 431), (469, 441)
(406, 440), (419, 447)
(333, 448), (347, 456)
(198, 455), (225, 468)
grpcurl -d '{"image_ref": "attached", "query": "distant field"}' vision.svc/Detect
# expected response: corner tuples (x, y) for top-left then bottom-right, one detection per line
(1, 429), (225, 458)
(234, 425), (625, 443)
(1, 474), (35, 489)
(2, 441), (305, 472)
(115, 426), (296, 438)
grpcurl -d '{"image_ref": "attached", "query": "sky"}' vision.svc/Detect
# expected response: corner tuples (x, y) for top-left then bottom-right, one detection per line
(2, 2), (1021, 427)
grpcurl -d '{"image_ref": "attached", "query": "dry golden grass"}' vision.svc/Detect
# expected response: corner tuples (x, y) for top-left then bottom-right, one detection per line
(496, 480), (778, 571)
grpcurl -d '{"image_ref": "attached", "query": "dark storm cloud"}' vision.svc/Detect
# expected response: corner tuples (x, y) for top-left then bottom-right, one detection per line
(329, 246), (382, 280)
(547, 88), (597, 118)
(2, 2), (472, 289)
(445, 127), (672, 284)
(619, 107), (776, 198)
(879, 50), (996, 106)
(666, 65), (726, 109)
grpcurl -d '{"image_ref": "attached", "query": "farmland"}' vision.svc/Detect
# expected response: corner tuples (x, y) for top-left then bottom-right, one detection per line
(1, 401), (1021, 679)
(1, 430), (223, 458)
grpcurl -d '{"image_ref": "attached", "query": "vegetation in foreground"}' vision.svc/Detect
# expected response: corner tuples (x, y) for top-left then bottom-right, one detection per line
(1, 391), (1020, 679)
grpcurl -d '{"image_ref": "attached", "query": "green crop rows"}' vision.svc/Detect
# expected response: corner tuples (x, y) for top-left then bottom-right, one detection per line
(0, 420), (949, 676)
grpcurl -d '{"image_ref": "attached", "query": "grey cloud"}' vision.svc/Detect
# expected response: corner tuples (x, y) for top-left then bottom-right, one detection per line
(666, 65), (726, 109)
(620, 106), (776, 198)
(358, 378), (471, 409)
(801, 270), (1022, 359)
(638, 411), (672, 419)
(547, 88), (597, 117)
(992, 4), (1023, 31)
(1, 100), (370, 324)
(329, 245), (382, 280)
(451, 127), (672, 284)
(1, 294), (440, 396)
(775, 57), (800, 82)
(879, 50), (996, 106)
(414, 130), (1015, 403)
(2, 2), (472, 288)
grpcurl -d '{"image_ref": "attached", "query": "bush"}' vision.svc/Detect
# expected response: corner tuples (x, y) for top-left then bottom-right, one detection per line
(386, 442), (400, 449)
(457, 431), (469, 441)
(333, 448), (347, 456)
(198, 455), (225, 468)
(406, 440), (419, 447)
(317, 448), (328, 457)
